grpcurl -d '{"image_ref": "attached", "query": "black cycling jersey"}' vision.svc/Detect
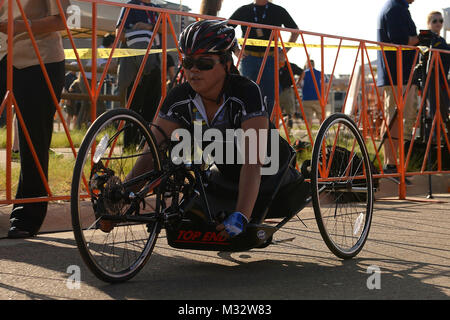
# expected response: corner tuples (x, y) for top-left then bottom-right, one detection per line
(159, 74), (267, 127)
(158, 74), (294, 183)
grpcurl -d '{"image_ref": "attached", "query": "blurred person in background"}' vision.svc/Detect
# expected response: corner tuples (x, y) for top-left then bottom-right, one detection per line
(377, 0), (419, 176)
(301, 60), (326, 129)
(0, 0), (70, 238)
(279, 55), (303, 129)
(423, 11), (449, 136)
(200, 0), (223, 16)
(229, 0), (299, 117)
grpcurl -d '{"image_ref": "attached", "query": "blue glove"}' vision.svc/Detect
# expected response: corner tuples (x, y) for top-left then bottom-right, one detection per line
(223, 211), (248, 238)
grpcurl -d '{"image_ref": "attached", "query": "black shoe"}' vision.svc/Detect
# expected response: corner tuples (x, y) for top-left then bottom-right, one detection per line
(7, 227), (36, 239)
(383, 164), (397, 174)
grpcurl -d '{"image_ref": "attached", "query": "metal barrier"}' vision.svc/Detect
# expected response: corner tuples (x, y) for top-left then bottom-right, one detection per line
(0, 0), (449, 206)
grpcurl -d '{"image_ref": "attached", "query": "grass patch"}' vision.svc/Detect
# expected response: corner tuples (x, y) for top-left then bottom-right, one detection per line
(0, 154), (76, 197)
(0, 127), (87, 149)
(0, 127), (7, 149)
(50, 128), (87, 148)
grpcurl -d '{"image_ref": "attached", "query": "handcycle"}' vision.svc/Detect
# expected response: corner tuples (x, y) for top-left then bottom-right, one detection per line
(70, 108), (374, 283)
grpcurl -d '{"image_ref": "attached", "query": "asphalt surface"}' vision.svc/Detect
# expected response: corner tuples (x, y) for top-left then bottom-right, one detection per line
(0, 193), (449, 300)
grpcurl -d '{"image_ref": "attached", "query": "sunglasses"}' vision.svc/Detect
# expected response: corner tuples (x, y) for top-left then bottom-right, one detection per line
(182, 56), (221, 71)
(431, 19), (444, 24)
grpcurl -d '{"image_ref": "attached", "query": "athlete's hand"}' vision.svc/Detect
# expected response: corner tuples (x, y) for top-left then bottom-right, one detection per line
(216, 211), (248, 239)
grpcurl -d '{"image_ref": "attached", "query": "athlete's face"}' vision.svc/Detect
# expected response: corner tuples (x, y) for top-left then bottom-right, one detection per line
(183, 54), (227, 98)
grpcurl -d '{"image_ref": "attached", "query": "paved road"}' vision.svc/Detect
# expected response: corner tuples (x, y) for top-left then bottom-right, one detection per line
(0, 194), (449, 300)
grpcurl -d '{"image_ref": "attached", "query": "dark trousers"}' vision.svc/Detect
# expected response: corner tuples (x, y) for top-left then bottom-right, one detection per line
(427, 76), (449, 124)
(10, 60), (65, 234)
(124, 67), (161, 147)
(0, 57), (6, 127)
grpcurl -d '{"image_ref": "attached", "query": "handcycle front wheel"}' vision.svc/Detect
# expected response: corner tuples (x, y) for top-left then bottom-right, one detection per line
(71, 109), (163, 283)
(311, 113), (374, 259)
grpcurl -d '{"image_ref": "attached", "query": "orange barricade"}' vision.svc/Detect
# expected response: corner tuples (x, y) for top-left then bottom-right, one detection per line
(0, 0), (449, 208)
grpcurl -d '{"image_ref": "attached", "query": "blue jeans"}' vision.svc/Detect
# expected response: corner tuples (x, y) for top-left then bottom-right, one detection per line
(239, 55), (277, 116)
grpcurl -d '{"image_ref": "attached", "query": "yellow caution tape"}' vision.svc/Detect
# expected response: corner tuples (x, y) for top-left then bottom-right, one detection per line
(65, 38), (417, 60)
(238, 38), (415, 51)
(64, 47), (178, 60)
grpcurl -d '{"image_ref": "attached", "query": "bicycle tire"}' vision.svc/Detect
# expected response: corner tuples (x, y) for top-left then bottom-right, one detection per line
(71, 109), (163, 283)
(311, 113), (374, 259)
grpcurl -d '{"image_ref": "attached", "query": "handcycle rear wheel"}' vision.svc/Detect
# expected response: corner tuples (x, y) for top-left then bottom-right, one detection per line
(71, 109), (163, 283)
(311, 113), (374, 259)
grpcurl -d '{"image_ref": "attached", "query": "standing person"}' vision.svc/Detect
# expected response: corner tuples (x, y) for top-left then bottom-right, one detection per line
(116, 0), (162, 146)
(64, 63), (81, 130)
(0, 46), (6, 128)
(377, 0), (419, 175)
(200, 0), (223, 16)
(166, 53), (177, 89)
(0, 0), (70, 238)
(0, 3), (7, 128)
(229, 0), (299, 117)
(423, 11), (449, 135)
(279, 56), (303, 128)
(301, 60), (325, 129)
(76, 34), (115, 128)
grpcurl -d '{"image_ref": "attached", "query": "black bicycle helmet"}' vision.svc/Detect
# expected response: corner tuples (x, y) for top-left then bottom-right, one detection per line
(179, 19), (236, 56)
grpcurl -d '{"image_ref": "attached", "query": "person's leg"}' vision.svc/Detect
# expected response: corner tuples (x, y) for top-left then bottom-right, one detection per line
(302, 100), (315, 130)
(0, 57), (6, 127)
(96, 82), (107, 118)
(440, 82), (450, 140)
(10, 61), (64, 237)
(239, 55), (260, 82)
(403, 84), (418, 141)
(239, 54), (276, 115)
(285, 88), (296, 128)
(141, 67), (162, 123)
(427, 77), (449, 138)
(279, 88), (292, 128)
(381, 86), (399, 168)
(76, 79), (91, 129)
(123, 75), (147, 148)
(258, 56), (275, 117)
(311, 100), (323, 125)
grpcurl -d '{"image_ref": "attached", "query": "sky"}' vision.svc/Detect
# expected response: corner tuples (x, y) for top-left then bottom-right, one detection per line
(177, 0), (450, 76)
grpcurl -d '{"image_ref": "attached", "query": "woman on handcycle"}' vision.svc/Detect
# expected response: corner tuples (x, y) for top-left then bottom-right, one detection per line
(71, 19), (373, 283)
(126, 20), (310, 239)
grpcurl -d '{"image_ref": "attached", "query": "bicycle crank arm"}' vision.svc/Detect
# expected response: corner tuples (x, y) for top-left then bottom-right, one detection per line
(99, 213), (159, 224)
